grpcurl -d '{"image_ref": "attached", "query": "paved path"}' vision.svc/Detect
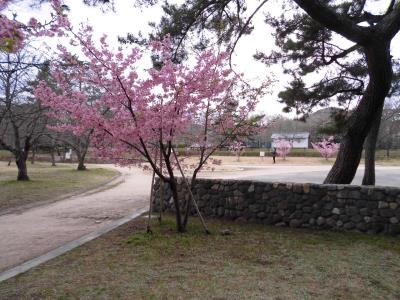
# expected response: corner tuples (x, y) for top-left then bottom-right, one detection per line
(0, 165), (152, 273)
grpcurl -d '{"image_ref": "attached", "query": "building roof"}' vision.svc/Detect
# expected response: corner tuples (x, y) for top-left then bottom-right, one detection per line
(271, 132), (310, 139)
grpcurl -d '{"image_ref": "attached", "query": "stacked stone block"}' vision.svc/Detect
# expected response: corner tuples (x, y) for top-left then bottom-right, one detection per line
(153, 178), (400, 236)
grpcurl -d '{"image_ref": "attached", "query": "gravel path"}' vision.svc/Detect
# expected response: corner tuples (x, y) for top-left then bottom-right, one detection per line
(0, 165), (152, 272)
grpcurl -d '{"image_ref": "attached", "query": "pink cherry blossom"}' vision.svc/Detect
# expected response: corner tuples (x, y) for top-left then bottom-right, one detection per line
(35, 23), (267, 231)
(312, 136), (340, 160)
(0, 0), (68, 52)
(275, 139), (293, 160)
(229, 141), (246, 161)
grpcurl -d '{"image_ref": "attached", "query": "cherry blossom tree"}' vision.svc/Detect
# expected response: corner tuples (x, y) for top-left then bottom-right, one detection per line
(312, 136), (340, 160)
(275, 139), (292, 160)
(174, 85), (267, 228)
(0, 0), (69, 52)
(28, 57), (95, 170)
(229, 141), (245, 162)
(35, 23), (263, 232)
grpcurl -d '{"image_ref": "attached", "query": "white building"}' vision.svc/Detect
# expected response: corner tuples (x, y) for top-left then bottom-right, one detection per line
(271, 132), (310, 149)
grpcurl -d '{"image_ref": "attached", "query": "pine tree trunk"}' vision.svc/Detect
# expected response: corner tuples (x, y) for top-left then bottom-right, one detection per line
(362, 106), (382, 185)
(324, 44), (392, 184)
(16, 154), (29, 181)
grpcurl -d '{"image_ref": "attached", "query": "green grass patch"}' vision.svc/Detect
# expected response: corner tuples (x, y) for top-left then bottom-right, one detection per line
(0, 162), (118, 212)
(1, 215), (399, 299)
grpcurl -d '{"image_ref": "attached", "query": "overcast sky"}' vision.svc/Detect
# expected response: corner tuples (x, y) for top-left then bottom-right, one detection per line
(6, 0), (400, 117)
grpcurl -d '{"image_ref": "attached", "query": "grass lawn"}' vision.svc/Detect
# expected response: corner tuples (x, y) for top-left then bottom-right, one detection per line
(0, 162), (118, 212)
(1, 215), (399, 299)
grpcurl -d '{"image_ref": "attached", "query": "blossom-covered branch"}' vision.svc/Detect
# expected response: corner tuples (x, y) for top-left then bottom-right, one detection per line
(0, 0), (69, 52)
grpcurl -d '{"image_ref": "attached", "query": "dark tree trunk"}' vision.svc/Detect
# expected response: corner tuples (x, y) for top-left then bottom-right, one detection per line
(158, 180), (164, 223)
(50, 150), (56, 167)
(182, 182), (193, 228)
(16, 154), (29, 181)
(386, 147), (390, 158)
(77, 160), (86, 170)
(362, 106), (382, 185)
(169, 179), (185, 233)
(324, 43), (393, 184)
(76, 153), (87, 171)
(183, 167), (201, 228)
(30, 148), (36, 165)
(183, 194), (191, 228)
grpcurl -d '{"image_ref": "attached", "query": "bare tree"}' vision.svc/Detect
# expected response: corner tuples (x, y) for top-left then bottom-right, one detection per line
(377, 98), (400, 158)
(0, 46), (46, 180)
(52, 129), (93, 170)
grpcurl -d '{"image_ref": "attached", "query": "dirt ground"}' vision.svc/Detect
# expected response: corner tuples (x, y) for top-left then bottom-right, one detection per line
(213, 155), (333, 166)
(192, 155), (400, 166)
(220, 155), (331, 164)
(178, 156), (332, 174)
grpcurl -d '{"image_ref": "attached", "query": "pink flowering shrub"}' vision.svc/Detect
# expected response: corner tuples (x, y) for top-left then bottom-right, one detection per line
(229, 141), (245, 161)
(275, 139), (292, 160)
(312, 136), (340, 160)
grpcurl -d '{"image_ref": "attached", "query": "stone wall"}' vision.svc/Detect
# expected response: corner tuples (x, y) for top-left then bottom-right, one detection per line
(153, 178), (400, 236)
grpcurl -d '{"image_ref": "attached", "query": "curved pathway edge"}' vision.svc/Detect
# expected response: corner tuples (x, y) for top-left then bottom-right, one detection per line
(0, 207), (148, 283)
(0, 168), (123, 217)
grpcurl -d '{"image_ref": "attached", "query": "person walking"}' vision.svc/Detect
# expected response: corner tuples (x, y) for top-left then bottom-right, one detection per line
(272, 147), (277, 164)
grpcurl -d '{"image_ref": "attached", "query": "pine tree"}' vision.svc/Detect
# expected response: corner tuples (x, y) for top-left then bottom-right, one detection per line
(131, 0), (400, 184)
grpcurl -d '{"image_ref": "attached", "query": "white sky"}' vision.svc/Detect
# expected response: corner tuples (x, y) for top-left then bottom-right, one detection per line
(6, 0), (400, 117)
